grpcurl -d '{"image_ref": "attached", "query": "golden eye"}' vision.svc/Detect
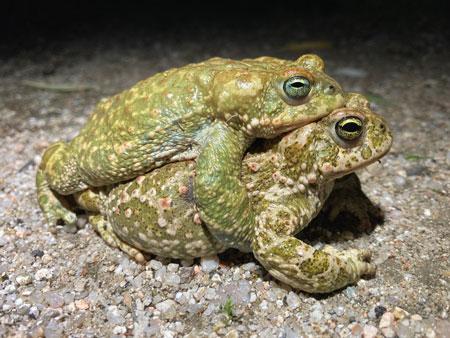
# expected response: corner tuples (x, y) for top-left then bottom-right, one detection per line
(336, 116), (363, 140)
(283, 76), (311, 99)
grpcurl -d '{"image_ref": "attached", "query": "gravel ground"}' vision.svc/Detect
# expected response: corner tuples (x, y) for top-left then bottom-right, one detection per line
(0, 6), (449, 337)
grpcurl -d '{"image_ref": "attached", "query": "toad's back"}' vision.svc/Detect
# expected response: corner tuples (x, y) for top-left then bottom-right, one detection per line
(37, 54), (346, 226)
(70, 57), (289, 186)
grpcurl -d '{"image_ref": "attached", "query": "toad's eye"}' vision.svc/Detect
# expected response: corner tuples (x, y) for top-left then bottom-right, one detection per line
(283, 76), (311, 99)
(336, 116), (363, 140)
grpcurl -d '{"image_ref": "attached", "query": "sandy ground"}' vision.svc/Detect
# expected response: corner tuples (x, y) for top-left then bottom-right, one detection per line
(0, 10), (449, 337)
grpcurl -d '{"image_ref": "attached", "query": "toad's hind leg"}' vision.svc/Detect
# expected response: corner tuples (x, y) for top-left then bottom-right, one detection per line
(37, 142), (88, 225)
(89, 215), (146, 263)
(252, 224), (375, 293)
(36, 166), (77, 226)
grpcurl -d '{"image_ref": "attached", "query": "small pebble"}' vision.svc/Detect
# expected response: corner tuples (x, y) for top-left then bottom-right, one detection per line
(205, 287), (216, 300)
(31, 249), (45, 258)
(75, 299), (89, 310)
(106, 306), (125, 325)
(4, 284), (16, 293)
(16, 274), (32, 286)
(379, 312), (396, 338)
(44, 319), (63, 338)
(350, 323), (363, 336)
(393, 175), (407, 187)
(286, 292), (301, 310)
(344, 286), (357, 299)
(167, 263), (179, 272)
(180, 259), (194, 267)
(155, 300), (177, 320)
(200, 255), (219, 273)
(29, 306), (40, 319)
(164, 272), (181, 285)
(241, 262), (257, 271)
(30, 326), (44, 338)
(374, 305), (387, 318)
(155, 266), (166, 282)
(113, 326), (127, 335)
(411, 314), (422, 321)
(335, 306), (345, 317)
(259, 300), (268, 311)
(310, 303), (323, 322)
(393, 306), (409, 320)
(35, 268), (53, 281)
(46, 292), (65, 308)
(149, 260), (163, 270)
(362, 324), (378, 338)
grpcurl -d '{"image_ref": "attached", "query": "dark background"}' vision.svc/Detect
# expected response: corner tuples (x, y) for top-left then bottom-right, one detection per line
(2, 0), (449, 58)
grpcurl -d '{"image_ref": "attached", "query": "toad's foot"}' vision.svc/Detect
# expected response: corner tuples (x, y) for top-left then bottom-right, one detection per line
(36, 167), (77, 225)
(89, 215), (146, 263)
(253, 228), (376, 293)
(322, 245), (376, 277)
(37, 141), (88, 225)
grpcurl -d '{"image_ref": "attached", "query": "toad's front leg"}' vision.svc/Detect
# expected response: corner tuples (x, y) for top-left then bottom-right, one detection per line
(253, 228), (375, 293)
(252, 201), (376, 293)
(194, 121), (255, 252)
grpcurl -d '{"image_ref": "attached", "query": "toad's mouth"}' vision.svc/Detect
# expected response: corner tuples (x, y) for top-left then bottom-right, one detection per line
(325, 140), (393, 180)
(272, 93), (346, 133)
(270, 114), (324, 134)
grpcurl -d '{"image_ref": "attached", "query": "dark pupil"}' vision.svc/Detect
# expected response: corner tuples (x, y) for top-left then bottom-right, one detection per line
(290, 81), (305, 88)
(342, 122), (360, 132)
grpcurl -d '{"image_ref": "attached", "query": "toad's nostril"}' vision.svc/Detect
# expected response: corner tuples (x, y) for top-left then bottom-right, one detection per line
(325, 85), (335, 94)
(379, 123), (385, 131)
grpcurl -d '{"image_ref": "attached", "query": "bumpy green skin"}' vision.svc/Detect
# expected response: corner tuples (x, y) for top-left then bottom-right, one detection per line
(36, 54), (345, 226)
(75, 93), (393, 293)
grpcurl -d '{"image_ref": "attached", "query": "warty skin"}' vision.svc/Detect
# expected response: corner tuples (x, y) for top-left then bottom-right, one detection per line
(36, 54), (345, 240)
(71, 93), (393, 293)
